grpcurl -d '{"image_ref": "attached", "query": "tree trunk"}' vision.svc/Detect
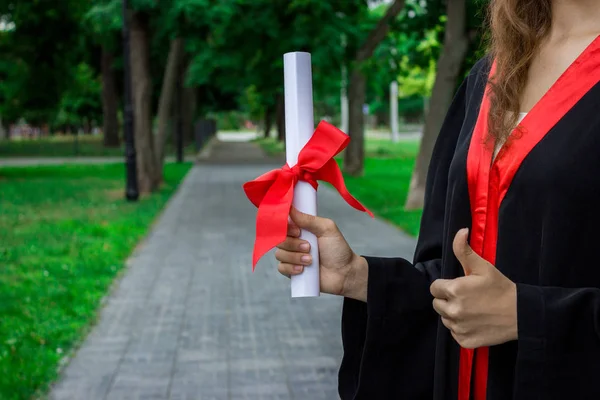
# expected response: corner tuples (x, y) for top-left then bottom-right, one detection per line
(101, 47), (120, 147)
(405, 0), (470, 210)
(263, 104), (274, 138)
(182, 82), (196, 145)
(343, 0), (406, 176)
(130, 11), (160, 193)
(344, 70), (367, 175)
(155, 38), (184, 172)
(276, 93), (285, 142)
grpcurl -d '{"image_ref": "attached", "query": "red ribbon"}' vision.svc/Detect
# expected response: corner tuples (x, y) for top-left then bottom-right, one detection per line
(243, 121), (374, 270)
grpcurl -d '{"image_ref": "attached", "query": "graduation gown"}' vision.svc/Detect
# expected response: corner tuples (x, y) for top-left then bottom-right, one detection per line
(339, 37), (600, 400)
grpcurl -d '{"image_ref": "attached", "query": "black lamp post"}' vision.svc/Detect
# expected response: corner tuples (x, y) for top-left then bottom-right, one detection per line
(122, 0), (139, 201)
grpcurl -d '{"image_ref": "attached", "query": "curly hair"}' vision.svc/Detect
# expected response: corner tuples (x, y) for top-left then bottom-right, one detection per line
(486, 0), (553, 140)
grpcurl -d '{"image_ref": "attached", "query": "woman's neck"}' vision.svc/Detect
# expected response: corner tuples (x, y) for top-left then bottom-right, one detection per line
(551, 0), (600, 39)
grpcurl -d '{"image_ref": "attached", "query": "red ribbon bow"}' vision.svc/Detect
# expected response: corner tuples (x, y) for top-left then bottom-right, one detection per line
(243, 121), (373, 270)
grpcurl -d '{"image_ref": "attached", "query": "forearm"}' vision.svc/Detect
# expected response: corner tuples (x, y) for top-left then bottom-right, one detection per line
(341, 254), (369, 302)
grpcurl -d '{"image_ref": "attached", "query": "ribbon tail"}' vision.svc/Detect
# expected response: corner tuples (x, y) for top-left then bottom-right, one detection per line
(252, 175), (296, 270)
(314, 159), (374, 218)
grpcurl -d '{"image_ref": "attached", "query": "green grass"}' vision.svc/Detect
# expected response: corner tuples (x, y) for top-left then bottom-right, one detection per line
(0, 135), (197, 158)
(254, 137), (423, 236)
(0, 163), (192, 399)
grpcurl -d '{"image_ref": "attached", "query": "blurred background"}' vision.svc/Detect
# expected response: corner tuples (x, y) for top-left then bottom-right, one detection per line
(0, 0), (489, 399)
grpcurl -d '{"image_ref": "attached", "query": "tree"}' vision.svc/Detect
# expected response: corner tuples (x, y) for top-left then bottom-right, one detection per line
(343, 0), (406, 176)
(129, 9), (160, 193)
(155, 37), (184, 170)
(101, 46), (120, 146)
(404, 0), (479, 209)
(86, 0), (123, 147)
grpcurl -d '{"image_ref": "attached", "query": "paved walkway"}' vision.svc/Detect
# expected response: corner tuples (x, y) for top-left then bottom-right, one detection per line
(49, 138), (416, 400)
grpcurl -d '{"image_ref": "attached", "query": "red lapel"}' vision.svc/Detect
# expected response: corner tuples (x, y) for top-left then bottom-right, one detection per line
(462, 35), (600, 400)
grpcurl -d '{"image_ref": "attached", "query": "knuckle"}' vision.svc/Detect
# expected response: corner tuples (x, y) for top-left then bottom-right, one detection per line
(430, 281), (439, 297)
(448, 281), (464, 297)
(322, 218), (337, 233)
(452, 322), (468, 336)
(451, 332), (466, 348)
(274, 248), (283, 260)
(453, 333), (464, 347)
(294, 252), (306, 264)
(447, 304), (463, 320)
(451, 330), (477, 348)
(277, 262), (287, 274)
(279, 238), (294, 250)
(275, 248), (296, 263)
(441, 316), (452, 330)
(461, 337), (476, 349)
(446, 283), (457, 298)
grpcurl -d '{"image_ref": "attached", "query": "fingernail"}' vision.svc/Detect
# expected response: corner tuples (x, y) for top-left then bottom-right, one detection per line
(292, 228), (301, 237)
(299, 243), (310, 251)
(293, 265), (303, 272)
(301, 255), (312, 264)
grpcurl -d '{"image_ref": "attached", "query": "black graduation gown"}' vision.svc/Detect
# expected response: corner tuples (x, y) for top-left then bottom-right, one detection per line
(339, 37), (600, 400)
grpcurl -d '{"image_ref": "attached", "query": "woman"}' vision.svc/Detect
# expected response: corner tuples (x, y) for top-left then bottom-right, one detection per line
(275, 1), (600, 399)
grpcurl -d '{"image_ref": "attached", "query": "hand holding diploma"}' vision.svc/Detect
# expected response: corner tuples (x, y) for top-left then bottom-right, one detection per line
(243, 52), (373, 298)
(242, 121), (373, 288)
(275, 207), (369, 300)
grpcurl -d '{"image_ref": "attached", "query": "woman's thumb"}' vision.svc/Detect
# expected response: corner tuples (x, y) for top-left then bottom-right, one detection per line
(289, 207), (334, 237)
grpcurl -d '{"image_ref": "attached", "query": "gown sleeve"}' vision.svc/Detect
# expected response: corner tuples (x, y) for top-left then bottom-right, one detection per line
(338, 78), (469, 399)
(515, 284), (600, 397)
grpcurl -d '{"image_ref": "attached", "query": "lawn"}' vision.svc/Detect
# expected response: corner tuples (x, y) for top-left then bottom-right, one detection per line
(255, 137), (423, 236)
(0, 163), (192, 399)
(0, 135), (197, 158)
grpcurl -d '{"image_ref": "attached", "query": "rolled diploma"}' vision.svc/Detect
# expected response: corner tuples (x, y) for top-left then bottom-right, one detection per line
(284, 52), (320, 298)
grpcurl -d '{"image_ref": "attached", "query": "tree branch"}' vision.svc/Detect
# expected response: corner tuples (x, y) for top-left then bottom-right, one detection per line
(355, 0), (406, 62)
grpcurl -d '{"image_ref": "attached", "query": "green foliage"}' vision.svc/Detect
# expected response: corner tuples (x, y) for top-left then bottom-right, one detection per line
(186, 0), (373, 116)
(0, 0), (93, 125)
(84, 0), (122, 49)
(206, 110), (246, 131)
(240, 85), (265, 121)
(0, 163), (191, 399)
(54, 63), (103, 128)
(0, 0), (489, 137)
(398, 95), (426, 120)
